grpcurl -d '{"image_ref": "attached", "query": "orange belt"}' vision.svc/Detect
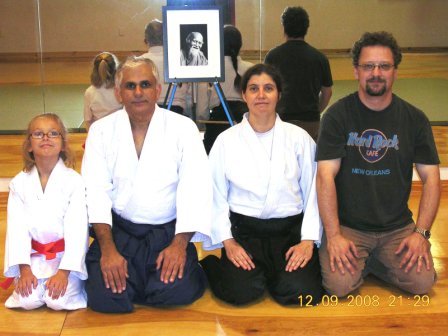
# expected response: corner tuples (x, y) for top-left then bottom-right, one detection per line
(0, 238), (65, 290)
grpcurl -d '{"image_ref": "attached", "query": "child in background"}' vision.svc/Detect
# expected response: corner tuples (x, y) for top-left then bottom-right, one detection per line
(83, 52), (122, 130)
(3, 113), (89, 310)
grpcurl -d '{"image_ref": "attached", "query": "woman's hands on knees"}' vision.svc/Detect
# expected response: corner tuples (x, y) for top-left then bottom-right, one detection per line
(223, 238), (255, 271)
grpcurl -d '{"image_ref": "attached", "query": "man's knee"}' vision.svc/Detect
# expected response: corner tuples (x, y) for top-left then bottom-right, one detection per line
(397, 269), (436, 295)
(178, 262), (208, 305)
(87, 287), (133, 313)
(169, 244), (207, 305)
(143, 262), (207, 307)
(322, 272), (363, 298)
(323, 283), (355, 298)
(86, 268), (133, 313)
(319, 246), (364, 298)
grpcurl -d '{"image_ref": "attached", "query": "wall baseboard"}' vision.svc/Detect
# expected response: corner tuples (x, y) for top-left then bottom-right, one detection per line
(1, 47), (447, 63)
(0, 51), (145, 63)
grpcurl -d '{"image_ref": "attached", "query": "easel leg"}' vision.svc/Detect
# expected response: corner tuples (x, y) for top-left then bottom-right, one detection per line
(163, 82), (173, 107)
(213, 80), (235, 126)
(167, 82), (178, 111)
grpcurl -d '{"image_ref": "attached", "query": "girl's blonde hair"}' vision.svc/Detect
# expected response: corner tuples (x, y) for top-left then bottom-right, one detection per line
(91, 52), (119, 89)
(22, 113), (75, 172)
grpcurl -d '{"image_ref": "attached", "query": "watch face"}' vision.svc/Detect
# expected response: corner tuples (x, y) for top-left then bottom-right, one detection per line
(415, 227), (431, 239)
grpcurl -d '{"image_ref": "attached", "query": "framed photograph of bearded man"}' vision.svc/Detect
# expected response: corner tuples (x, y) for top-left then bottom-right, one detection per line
(162, 6), (224, 82)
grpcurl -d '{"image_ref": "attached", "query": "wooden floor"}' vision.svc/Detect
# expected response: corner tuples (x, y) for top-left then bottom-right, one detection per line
(0, 53), (447, 335)
(0, 187), (447, 335)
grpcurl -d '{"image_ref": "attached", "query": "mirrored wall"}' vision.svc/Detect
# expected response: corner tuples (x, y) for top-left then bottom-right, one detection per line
(1, 0), (447, 132)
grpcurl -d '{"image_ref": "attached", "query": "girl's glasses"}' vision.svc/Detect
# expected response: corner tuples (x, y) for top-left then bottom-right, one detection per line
(30, 130), (62, 139)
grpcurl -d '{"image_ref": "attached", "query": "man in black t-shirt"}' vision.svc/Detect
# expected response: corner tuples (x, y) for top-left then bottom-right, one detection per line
(265, 6), (333, 141)
(316, 31), (440, 297)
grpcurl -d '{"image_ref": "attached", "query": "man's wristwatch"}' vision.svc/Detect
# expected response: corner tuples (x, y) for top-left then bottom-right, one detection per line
(414, 226), (431, 239)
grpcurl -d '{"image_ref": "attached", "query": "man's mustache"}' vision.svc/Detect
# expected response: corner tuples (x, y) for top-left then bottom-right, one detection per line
(367, 76), (386, 83)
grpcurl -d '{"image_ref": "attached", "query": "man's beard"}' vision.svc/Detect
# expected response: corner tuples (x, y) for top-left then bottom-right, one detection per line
(189, 47), (200, 56)
(366, 76), (387, 96)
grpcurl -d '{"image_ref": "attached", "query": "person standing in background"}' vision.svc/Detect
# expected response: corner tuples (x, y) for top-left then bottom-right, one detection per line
(265, 6), (333, 141)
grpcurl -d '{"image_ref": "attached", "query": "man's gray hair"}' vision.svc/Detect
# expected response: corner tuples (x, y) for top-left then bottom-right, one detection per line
(115, 56), (160, 88)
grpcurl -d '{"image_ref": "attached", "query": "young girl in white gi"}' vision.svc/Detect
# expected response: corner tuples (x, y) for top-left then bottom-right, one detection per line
(3, 113), (89, 310)
(84, 52), (122, 130)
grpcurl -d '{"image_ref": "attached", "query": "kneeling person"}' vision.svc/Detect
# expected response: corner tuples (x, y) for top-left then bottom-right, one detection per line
(82, 56), (213, 313)
(201, 64), (323, 306)
(316, 32), (440, 297)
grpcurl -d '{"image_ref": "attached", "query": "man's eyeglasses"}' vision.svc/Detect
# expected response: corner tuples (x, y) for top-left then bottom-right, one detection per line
(30, 130), (62, 139)
(357, 63), (395, 72)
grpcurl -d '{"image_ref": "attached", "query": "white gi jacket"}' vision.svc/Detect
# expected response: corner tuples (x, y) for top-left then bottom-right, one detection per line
(4, 159), (89, 280)
(207, 114), (322, 248)
(82, 106), (213, 242)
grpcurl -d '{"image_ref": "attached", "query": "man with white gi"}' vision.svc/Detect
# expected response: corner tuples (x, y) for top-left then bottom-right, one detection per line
(82, 56), (213, 313)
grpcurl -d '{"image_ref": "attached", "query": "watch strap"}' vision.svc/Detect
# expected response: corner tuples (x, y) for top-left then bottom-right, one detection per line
(414, 226), (431, 239)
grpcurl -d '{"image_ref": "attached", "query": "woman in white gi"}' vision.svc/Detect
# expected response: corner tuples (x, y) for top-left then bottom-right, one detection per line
(3, 113), (89, 310)
(84, 52), (122, 130)
(201, 64), (324, 306)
